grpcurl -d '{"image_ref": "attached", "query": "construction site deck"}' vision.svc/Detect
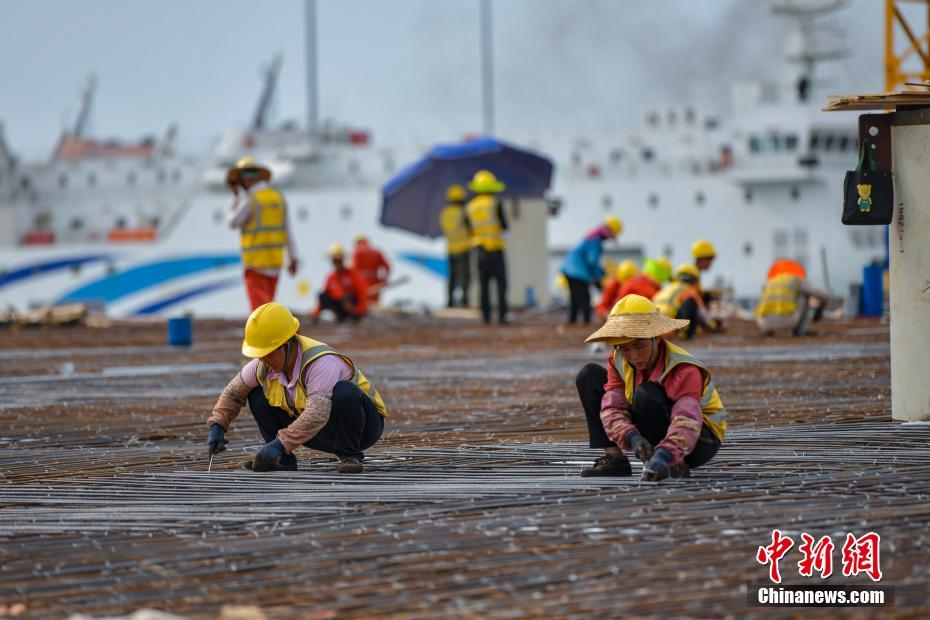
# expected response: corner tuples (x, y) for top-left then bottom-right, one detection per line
(0, 314), (926, 619)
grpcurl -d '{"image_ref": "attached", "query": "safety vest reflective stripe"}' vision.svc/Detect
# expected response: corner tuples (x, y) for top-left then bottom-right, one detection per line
(241, 188), (287, 270)
(257, 336), (388, 418)
(654, 282), (687, 317)
(466, 195), (505, 251)
(755, 274), (801, 318)
(615, 341), (727, 441)
(440, 204), (471, 255)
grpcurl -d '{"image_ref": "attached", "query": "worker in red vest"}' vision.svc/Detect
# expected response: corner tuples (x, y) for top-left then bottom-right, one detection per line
(351, 235), (391, 304)
(312, 244), (368, 322)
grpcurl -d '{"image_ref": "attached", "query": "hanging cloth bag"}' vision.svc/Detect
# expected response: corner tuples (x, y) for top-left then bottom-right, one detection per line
(842, 139), (893, 225)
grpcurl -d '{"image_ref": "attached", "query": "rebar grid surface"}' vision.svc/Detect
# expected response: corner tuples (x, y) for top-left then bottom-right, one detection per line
(0, 316), (925, 619)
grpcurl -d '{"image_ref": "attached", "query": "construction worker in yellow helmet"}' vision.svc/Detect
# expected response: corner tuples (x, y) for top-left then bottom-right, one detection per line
(560, 216), (625, 325)
(596, 259), (638, 321)
(574, 294), (726, 481)
(465, 170), (510, 324)
(227, 156), (299, 310)
(206, 302), (387, 474)
(311, 244), (369, 323)
(653, 263), (723, 339)
(440, 184), (472, 308)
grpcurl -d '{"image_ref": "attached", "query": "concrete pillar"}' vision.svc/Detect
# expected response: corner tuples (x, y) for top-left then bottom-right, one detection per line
(890, 117), (930, 421)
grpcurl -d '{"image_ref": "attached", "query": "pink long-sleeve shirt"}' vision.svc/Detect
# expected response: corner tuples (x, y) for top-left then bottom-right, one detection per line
(599, 339), (706, 466)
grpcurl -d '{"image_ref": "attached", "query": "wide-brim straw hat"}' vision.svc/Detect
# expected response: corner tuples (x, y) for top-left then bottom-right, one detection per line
(227, 156), (272, 184)
(585, 294), (689, 344)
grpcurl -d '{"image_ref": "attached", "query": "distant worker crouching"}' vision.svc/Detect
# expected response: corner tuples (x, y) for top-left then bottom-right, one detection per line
(206, 302), (387, 473)
(465, 170), (509, 325)
(312, 244), (369, 323)
(352, 234), (391, 304)
(755, 259), (828, 337)
(227, 157), (299, 310)
(560, 216), (623, 325)
(691, 239), (718, 303)
(440, 184), (472, 308)
(596, 259), (638, 322)
(653, 263), (722, 339)
(576, 295), (726, 481)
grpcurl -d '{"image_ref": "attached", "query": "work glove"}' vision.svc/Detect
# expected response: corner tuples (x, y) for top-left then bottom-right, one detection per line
(626, 430), (654, 463)
(642, 447), (673, 482)
(254, 438), (286, 466)
(207, 424), (228, 455)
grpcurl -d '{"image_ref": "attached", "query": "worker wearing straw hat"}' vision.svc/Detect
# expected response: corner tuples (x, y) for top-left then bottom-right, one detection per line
(206, 302), (387, 474)
(575, 295), (727, 480)
(227, 156), (299, 310)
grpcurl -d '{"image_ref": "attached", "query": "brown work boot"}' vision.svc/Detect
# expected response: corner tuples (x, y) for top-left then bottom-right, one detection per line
(337, 458), (363, 474)
(580, 454), (632, 477)
(670, 462), (691, 478)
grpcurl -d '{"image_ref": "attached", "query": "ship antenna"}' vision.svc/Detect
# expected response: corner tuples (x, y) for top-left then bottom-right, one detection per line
(251, 54), (283, 131)
(305, 0), (319, 136)
(73, 73), (96, 139)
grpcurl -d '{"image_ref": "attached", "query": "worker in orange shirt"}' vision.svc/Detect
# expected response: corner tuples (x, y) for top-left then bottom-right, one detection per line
(351, 235), (391, 304)
(616, 258), (670, 301)
(596, 259), (639, 321)
(312, 244), (368, 323)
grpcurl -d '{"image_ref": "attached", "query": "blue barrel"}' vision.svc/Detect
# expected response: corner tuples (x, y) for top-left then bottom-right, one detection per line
(525, 285), (537, 308)
(860, 264), (884, 317)
(167, 316), (193, 346)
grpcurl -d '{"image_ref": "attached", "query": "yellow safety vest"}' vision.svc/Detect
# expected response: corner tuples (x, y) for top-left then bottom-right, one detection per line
(653, 282), (689, 317)
(465, 194), (505, 251)
(256, 335), (388, 418)
(439, 203), (471, 255)
(612, 340), (727, 441)
(755, 274), (801, 318)
(241, 187), (288, 270)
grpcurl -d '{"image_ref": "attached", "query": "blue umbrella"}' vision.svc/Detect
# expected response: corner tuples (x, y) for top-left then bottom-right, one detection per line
(380, 137), (554, 239)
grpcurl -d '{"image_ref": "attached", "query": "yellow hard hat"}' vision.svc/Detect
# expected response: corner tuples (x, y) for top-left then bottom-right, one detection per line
(468, 170), (506, 194)
(610, 294), (656, 317)
(329, 243), (346, 258)
(691, 239), (717, 259)
(227, 156), (272, 184)
(675, 263), (701, 281)
(446, 184), (466, 202)
(616, 259), (638, 283)
(242, 302), (300, 358)
(605, 215), (623, 237)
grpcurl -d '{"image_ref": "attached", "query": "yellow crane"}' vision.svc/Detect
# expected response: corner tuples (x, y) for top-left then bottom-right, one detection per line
(886, 0), (930, 89)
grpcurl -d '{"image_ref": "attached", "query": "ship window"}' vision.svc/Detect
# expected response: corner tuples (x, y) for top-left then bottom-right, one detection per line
(791, 186), (801, 201)
(648, 193), (659, 209)
(685, 107), (696, 125)
(838, 135), (850, 151)
(641, 147), (655, 161)
(340, 204), (353, 220)
(59, 174), (68, 188)
(601, 194), (613, 210)
(749, 136), (761, 153)
(667, 110), (676, 126)
(647, 112), (659, 127)
(115, 217), (127, 230)
(571, 151), (582, 165)
(20, 175), (31, 189)
(609, 148), (623, 163)
(823, 135), (835, 151)
(297, 206), (309, 222)
(785, 135), (798, 151)
(695, 191), (705, 206)
(213, 209), (223, 225)
(744, 188), (753, 204)
(171, 170), (182, 183)
(810, 134), (820, 150)
(87, 173), (96, 187)
(348, 159), (360, 175)
(743, 242), (753, 257)
(127, 171), (137, 186)
(70, 217), (83, 230)
(765, 134), (780, 151)
(156, 170), (166, 184)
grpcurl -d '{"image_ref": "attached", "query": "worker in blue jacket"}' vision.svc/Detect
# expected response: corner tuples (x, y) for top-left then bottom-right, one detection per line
(560, 216), (623, 324)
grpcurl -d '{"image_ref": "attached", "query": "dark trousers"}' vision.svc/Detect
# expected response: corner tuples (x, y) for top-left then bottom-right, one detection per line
(575, 363), (720, 468)
(447, 251), (472, 308)
(677, 298), (700, 339)
(318, 292), (362, 322)
(248, 381), (384, 460)
(476, 248), (508, 323)
(565, 274), (593, 324)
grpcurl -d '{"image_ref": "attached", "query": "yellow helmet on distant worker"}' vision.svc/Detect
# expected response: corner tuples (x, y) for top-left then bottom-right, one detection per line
(642, 258), (671, 284)
(616, 259), (638, 283)
(675, 263), (701, 281)
(691, 239), (717, 259)
(468, 170), (506, 194)
(329, 243), (346, 258)
(446, 184), (467, 202)
(226, 156), (272, 184)
(584, 294), (690, 345)
(242, 302), (300, 358)
(604, 215), (623, 237)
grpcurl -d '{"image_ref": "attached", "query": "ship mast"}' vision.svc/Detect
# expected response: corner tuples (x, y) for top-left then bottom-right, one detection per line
(72, 74), (96, 139)
(251, 54), (283, 131)
(305, 0), (319, 135)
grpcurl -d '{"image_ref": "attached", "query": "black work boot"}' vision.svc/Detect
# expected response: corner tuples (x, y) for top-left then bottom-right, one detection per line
(337, 458), (363, 474)
(581, 454), (632, 477)
(242, 453), (298, 472)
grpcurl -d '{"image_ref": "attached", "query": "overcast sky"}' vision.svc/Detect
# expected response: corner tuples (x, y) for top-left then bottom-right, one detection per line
(1, 0), (889, 160)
